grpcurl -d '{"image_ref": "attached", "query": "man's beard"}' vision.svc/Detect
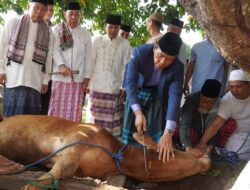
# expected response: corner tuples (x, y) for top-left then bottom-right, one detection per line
(198, 107), (209, 114)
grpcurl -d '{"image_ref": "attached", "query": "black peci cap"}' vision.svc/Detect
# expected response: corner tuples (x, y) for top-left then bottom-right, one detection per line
(158, 32), (182, 56)
(201, 79), (222, 98)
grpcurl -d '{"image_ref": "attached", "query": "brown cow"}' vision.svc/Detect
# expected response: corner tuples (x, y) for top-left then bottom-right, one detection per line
(0, 115), (211, 190)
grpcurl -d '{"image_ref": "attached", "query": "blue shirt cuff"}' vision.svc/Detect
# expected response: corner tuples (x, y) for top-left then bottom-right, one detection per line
(131, 104), (141, 113)
(165, 120), (177, 131)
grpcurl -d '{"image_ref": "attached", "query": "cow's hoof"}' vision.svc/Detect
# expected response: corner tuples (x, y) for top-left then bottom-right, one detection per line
(22, 184), (41, 190)
(0, 155), (25, 175)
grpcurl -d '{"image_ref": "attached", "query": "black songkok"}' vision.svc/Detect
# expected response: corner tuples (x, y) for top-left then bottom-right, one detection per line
(158, 32), (182, 56)
(170, 18), (184, 28)
(65, 2), (81, 10)
(105, 14), (121, 25)
(120, 24), (131, 32)
(201, 79), (222, 98)
(47, 0), (54, 5)
(29, 0), (47, 6)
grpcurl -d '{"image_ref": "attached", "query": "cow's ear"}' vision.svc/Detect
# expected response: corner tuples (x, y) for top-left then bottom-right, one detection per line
(132, 133), (157, 150)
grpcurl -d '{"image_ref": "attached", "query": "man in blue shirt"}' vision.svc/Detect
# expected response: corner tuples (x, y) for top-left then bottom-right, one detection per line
(123, 32), (183, 163)
(183, 37), (229, 96)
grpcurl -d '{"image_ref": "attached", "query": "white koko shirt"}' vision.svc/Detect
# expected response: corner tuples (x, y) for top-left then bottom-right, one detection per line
(89, 35), (131, 94)
(52, 24), (92, 83)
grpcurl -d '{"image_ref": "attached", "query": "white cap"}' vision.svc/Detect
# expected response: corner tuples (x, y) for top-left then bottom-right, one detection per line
(229, 69), (250, 82)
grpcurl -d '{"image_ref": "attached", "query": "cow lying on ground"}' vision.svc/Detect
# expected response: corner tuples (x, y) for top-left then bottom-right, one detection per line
(0, 115), (211, 190)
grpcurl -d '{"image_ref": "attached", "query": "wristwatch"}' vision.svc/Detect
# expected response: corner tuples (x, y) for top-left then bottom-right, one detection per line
(166, 128), (174, 135)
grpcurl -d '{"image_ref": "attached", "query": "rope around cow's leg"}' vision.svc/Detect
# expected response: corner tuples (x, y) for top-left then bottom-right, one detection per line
(26, 173), (59, 190)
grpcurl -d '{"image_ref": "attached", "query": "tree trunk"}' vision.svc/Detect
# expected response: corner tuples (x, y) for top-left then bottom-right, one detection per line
(180, 0), (250, 74)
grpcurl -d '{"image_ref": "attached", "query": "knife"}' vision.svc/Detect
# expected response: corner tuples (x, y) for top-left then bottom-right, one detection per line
(142, 132), (147, 172)
(49, 70), (79, 75)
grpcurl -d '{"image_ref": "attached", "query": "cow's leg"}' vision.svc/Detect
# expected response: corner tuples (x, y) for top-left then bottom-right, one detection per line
(0, 154), (25, 174)
(23, 144), (81, 190)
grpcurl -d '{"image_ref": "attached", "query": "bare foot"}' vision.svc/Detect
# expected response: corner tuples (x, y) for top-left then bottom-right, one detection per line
(0, 154), (25, 174)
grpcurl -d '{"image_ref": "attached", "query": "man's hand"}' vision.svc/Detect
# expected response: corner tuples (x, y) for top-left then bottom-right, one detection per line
(41, 85), (48, 94)
(134, 110), (146, 134)
(185, 147), (203, 157)
(0, 74), (6, 85)
(195, 142), (208, 154)
(59, 64), (71, 76)
(82, 78), (90, 93)
(157, 130), (174, 163)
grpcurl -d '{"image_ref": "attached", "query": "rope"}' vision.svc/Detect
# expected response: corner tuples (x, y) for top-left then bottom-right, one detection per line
(27, 173), (59, 189)
(25, 141), (128, 174)
(214, 131), (250, 164)
(112, 144), (128, 173)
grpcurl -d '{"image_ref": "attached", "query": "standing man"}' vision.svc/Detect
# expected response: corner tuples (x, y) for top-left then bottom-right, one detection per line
(146, 12), (164, 44)
(40, 0), (54, 115)
(43, 0), (54, 27)
(122, 32), (183, 163)
(197, 69), (250, 160)
(48, 2), (92, 122)
(0, 0), (53, 117)
(183, 37), (229, 96)
(167, 18), (187, 66)
(86, 14), (131, 138)
(119, 24), (131, 40)
(119, 24), (133, 90)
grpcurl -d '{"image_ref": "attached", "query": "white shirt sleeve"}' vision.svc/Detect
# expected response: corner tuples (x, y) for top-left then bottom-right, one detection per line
(217, 93), (232, 120)
(0, 18), (17, 74)
(88, 37), (99, 79)
(42, 30), (54, 85)
(119, 41), (132, 89)
(83, 32), (92, 79)
(52, 26), (65, 67)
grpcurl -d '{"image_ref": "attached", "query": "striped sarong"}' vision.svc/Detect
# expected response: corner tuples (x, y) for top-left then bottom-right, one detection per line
(122, 87), (163, 146)
(48, 81), (83, 122)
(86, 91), (124, 138)
(3, 86), (40, 117)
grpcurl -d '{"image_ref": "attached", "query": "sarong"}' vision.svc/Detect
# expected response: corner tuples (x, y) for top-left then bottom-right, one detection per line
(48, 81), (83, 122)
(122, 87), (163, 145)
(86, 91), (124, 138)
(4, 86), (40, 117)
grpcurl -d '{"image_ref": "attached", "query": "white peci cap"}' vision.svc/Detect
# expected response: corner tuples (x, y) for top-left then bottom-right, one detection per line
(229, 69), (250, 82)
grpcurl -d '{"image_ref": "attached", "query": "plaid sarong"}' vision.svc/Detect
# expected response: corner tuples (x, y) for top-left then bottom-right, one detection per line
(173, 118), (236, 148)
(122, 87), (163, 145)
(217, 118), (237, 147)
(7, 14), (50, 72)
(86, 91), (125, 139)
(48, 81), (84, 122)
(3, 86), (41, 117)
(57, 22), (74, 51)
(137, 87), (157, 102)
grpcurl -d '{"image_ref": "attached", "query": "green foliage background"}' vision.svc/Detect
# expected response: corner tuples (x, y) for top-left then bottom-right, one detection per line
(0, 0), (201, 46)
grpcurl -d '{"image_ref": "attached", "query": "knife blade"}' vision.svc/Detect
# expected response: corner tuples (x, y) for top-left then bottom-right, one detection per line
(49, 70), (79, 75)
(142, 132), (147, 172)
